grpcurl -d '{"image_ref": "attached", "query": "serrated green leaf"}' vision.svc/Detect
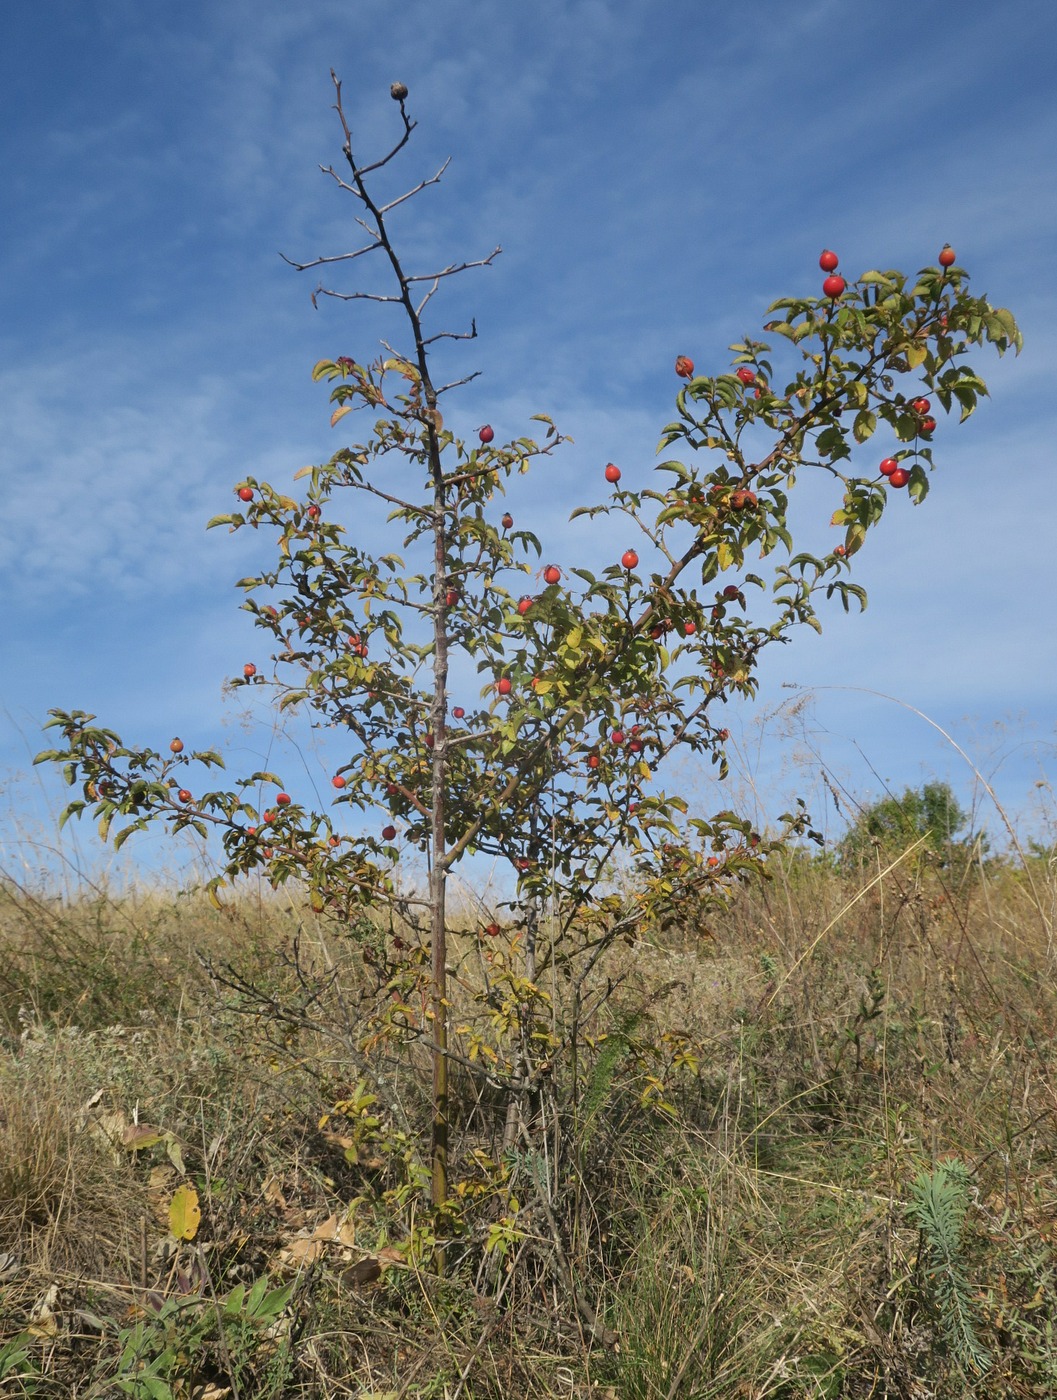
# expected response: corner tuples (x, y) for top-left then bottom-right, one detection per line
(908, 469), (930, 505)
(58, 802), (85, 831)
(112, 821), (146, 851)
(656, 504), (684, 526)
(852, 410), (877, 443)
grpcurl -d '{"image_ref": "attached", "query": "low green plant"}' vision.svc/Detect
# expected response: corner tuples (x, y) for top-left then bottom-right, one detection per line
(107, 1274), (296, 1400)
(907, 1157), (990, 1377)
(0, 1332), (40, 1395)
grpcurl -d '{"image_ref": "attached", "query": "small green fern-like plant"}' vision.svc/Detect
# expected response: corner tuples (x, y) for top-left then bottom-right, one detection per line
(907, 1157), (990, 1376)
(577, 1011), (642, 1151)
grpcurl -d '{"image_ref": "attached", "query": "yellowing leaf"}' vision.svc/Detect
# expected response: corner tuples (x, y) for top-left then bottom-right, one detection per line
(906, 341), (928, 368)
(122, 1124), (166, 1152)
(28, 1284), (59, 1338)
(330, 404), (353, 428)
(384, 358), (420, 383)
(169, 1184), (201, 1241)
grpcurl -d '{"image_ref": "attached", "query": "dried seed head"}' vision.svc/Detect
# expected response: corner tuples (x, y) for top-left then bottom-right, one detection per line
(390, 81), (408, 101)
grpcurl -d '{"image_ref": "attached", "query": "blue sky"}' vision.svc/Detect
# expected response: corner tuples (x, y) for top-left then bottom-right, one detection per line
(2, 0), (1055, 883)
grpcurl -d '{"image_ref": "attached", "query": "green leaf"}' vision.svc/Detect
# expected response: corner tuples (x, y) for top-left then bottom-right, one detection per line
(112, 817), (139, 851)
(58, 801), (86, 831)
(908, 466), (930, 505)
(852, 410), (877, 443)
(250, 1281), (295, 1321)
(32, 749), (65, 765)
(224, 1284), (247, 1317)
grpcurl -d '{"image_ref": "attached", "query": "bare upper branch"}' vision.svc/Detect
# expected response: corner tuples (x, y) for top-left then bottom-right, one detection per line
(377, 158), (453, 216)
(423, 320), (478, 348)
(405, 249), (502, 285)
(330, 69), (416, 179)
(279, 243), (382, 273)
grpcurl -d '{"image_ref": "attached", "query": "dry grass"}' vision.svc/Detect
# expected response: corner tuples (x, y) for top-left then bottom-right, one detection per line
(1, 840), (1056, 1397)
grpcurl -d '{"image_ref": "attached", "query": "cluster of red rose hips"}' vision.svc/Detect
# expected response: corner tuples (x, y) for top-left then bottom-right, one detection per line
(879, 457), (910, 489)
(818, 248), (845, 300)
(585, 723), (647, 772)
(910, 396), (936, 436)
